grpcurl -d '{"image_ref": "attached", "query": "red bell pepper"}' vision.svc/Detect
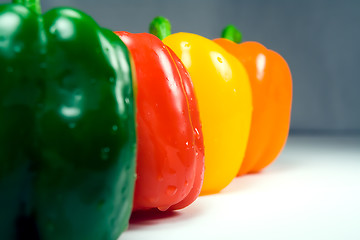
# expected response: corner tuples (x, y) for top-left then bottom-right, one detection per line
(114, 31), (204, 211)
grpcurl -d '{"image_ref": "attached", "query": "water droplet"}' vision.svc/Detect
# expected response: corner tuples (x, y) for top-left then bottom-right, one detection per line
(185, 180), (189, 186)
(50, 25), (57, 34)
(185, 141), (189, 146)
(182, 42), (190, 49)
(124, 98), (129, 104)
(233, 89), (237, 93)
(109, 77), (115, 83)
(101, 147), (110, 160)
(112, 125), (118, 132)
(158, 205), (170, 211)
(217, 57), (223, 63)
(166, 185), (177, 196)
(194, 128), (199, 135)
(68, 122), (76, 128)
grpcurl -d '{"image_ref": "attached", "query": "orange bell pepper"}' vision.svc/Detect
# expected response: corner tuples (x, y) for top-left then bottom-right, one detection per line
(214, 25), (292, 175)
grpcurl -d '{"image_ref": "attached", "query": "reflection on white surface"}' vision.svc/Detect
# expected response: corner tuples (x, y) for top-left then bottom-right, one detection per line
(120, 135), (360, 240)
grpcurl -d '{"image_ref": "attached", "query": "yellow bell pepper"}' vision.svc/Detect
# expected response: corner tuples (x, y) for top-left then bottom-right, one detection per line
(150, 17), (252, 195)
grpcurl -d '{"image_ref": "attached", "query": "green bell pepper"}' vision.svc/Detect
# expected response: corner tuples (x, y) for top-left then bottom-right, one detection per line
(0, 0), (137, 239)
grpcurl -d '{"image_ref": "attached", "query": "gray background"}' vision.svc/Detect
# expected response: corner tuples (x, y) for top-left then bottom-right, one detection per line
(3, 0), (360, 134)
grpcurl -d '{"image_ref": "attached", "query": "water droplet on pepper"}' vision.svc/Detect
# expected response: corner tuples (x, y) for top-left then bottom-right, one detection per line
(166, 185), (177, 196)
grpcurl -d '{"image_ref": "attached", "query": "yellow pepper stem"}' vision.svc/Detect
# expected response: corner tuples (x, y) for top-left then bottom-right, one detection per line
(149, 16), (172, 40)
(221, 25), (242, 44)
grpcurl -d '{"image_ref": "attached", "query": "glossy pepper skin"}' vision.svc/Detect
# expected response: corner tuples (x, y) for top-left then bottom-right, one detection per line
(214, 25), (292, 175)
(150, 17), (252, 195)
(114, 31), (204, 211)
(0, 1), (137, 239)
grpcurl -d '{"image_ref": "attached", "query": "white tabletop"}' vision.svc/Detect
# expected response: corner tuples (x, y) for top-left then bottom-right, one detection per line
(120, 135), (360, 240)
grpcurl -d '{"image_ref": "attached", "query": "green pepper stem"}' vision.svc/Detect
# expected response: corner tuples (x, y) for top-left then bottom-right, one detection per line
(221, 25), (242, 44)
(149, 16), (172, 40)
(13, 0), (41, 14)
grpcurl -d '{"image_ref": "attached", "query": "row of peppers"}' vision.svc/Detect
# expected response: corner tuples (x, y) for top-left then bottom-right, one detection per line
(0, 1), (292, 240)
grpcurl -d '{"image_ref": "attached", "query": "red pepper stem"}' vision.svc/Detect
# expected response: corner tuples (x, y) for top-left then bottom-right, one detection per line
(13, 0), (41, 14)
(221, 25), (242, 44)
(149, 16), (172, 40)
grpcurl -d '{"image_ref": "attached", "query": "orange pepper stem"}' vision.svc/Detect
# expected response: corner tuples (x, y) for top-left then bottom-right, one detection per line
(221, 25), (242, 44)
(13, 0), (41, 14)
(149, 16), (172, 40)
